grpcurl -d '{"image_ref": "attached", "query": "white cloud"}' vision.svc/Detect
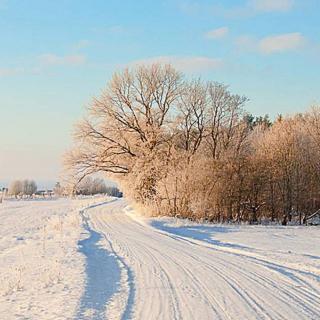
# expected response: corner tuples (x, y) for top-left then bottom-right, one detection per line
(0, 53), (86, 77)
(0, 67), (24, 77)
(249, 0), (294, 12)
(219, 0), (294, 18)
(39, 54), (86, 66)
(179, 0), (294, 19)
(258, 32), (305, 54)
(205, 27), (229, 40)
(130, 56), (223, 73)
(235, 32), (305, 54)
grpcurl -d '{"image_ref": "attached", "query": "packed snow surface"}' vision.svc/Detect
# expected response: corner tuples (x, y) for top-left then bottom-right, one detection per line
(0, 198), (319, 319)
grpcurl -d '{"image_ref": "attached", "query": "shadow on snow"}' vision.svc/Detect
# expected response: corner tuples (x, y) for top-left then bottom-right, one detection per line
(76, 206), (121, 320)
(150, 220), (249, 250)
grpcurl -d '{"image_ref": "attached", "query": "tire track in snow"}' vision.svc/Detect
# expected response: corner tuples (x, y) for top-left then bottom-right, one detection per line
(99, 230), (135, 320)
(148, 220), (320, 318)
(93, 206), (182, 319)
(82, 199), (320, 320)
(152, 222), (320, 319)
(76, 200), (134, 320)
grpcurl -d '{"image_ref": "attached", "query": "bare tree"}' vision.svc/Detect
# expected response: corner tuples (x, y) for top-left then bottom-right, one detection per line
(65, 63), (320, 223)
(8, 180), (23, 198)
(8, 180), (37, 198)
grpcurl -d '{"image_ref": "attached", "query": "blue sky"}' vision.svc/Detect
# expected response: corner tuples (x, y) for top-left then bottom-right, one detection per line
(0, 0), (319, 184)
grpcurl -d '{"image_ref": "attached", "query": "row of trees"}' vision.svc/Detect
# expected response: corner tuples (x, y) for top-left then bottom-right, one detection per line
(65, 64), (320, 224)
(5, 179), (121, 198)
(8, 180), (37, 197)
(76, 177), (107, 195)
(56, 178), (122, 197)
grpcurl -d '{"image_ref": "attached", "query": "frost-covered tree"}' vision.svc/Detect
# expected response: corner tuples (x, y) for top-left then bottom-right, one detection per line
(8, 180), (37, 197)
(105, 186), (123, 197)
(53, 182), (64, 196)
(8, 180), (23, 197)
(76, 177), (107, 195)
(90, 178), (107, 195)
(65, 63), (320, 223)
(22, 180), (37, 196)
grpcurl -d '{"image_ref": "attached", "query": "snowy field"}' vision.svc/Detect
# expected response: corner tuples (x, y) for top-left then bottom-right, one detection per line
(0, 197), (106, 320)
(0, 198), (319, 319)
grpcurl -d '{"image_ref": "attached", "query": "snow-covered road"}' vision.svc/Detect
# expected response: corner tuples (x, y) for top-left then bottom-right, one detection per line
(81, 199), (320, 320)
(1, 198), (319, 319)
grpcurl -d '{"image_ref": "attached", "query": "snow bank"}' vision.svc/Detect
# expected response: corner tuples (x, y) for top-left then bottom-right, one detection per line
(127, 209), (320, 280)
(0, 197), (107, 320)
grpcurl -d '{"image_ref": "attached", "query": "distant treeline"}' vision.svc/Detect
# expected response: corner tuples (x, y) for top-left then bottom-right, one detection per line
(8, 180), (37, 197)
(74, 177), (122, 197)
(65, 64), (320, 224)
(3, 178), (122, 199)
